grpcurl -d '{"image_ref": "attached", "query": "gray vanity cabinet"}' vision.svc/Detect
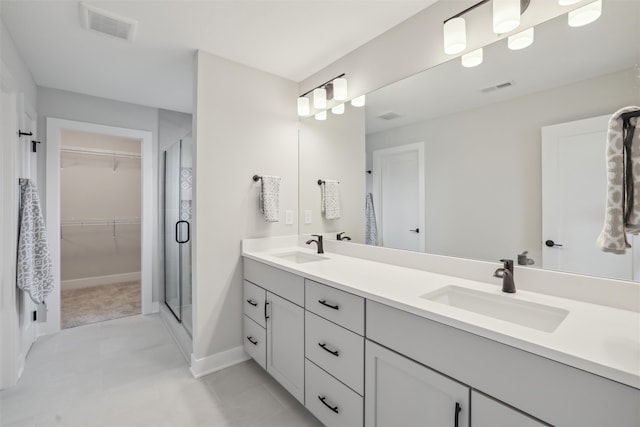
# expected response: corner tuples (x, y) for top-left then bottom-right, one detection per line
(365, 340), (469, 427)
(471, 391), (547, 427)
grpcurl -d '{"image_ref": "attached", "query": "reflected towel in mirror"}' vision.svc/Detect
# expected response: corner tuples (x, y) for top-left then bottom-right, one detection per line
(321, 180), (341, 220)
(259, 175), (281, 222)
(366, 193), (378, 246)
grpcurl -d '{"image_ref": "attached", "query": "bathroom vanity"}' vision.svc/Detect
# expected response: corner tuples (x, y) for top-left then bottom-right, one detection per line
(242, 238), (639, 427)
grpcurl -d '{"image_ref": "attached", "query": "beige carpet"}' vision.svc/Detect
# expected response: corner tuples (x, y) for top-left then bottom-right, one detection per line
(61, 281), (141, 329)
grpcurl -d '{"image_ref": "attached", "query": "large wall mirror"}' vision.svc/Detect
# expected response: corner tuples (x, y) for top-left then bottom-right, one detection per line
(299, 0), (640, 282)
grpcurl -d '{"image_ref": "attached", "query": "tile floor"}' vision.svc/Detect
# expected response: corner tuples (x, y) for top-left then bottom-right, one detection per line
(0, 314), (322, 427)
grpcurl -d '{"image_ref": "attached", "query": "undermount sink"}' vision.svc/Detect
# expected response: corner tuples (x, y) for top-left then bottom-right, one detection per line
(273, 251), (328, 264)
(421, 285), (569, 333)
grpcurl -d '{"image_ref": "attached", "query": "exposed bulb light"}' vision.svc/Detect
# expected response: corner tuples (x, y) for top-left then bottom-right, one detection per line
(313, 88), (327, 109)
(461, 48), (483, 68)
(568, 0), (602, 27)
(333, 78), (348, 101)
(493, 0), (520, 34)
(297, 97), (310, 116)
(508, 27), (534, 50)
(558, 0), (580, 5)
(443, 17), (466, 54)
(315, 111), (327, 121)
(351, 95), (366, 107)
(331, 104), (345, 115)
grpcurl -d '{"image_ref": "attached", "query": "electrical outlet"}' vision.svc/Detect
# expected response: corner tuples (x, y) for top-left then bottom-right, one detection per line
(285, 210), (294, 225)
(304, 210), (312, 224)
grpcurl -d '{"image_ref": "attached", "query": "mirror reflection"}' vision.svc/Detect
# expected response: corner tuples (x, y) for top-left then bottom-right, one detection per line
(300, 0), (640, 282)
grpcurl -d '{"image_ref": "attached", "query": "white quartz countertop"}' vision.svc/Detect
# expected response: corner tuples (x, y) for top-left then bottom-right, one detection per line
(242, 245), (640, 389)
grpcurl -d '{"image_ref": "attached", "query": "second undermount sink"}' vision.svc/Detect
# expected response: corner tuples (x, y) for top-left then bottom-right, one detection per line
(421, 285), (569, 333)
(273, 251), (328, 264)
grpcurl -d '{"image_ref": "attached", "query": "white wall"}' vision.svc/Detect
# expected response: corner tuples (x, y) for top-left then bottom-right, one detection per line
(299, 104), (365, 242)
(37, 88), (161, 300)
(0, 17), (37, 110)
(193, 50), (298, 368)
(366, 68), (637, 264)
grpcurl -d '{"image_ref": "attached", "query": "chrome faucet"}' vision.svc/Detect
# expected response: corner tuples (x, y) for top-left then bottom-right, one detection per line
(493, 259), (516, 293)
(337, 232), (351, 241)
(306, 234), (324, 254)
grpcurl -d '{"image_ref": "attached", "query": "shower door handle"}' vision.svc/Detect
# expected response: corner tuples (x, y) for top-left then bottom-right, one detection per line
(176, 220), (190, 244)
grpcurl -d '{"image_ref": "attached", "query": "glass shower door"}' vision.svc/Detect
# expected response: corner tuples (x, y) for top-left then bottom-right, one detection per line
(164, 138), (192, 335)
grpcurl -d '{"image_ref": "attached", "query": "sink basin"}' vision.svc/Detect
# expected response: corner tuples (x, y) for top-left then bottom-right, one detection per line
(421, 285), (569, 332)
(273, 251), (328, 264)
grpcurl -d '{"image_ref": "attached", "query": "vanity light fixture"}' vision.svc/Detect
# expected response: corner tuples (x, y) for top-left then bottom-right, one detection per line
(443, 17), (467, 54)
(568, 0), (602, 27)
(297, 97), (310, 116)
(331, 103), (345, 115)
(297, 73), (347, 117)
(315, 111), (327, 121)
(333, 78), (348, 101)
(461, 48), (483, 67)
(493, 0), (521, 34)
(508, 27), (534, 50)
(313, 87), (327, 110)
(351, 95), (366, 107)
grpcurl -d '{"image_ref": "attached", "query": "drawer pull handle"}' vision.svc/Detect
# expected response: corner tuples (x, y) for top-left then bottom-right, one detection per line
(454, 402), (462, 427)
(318, 342), (340, 357)
(246, 336), (258, 346)
(318, 299), (339, 310)
(246, 299), (258, 307)
(318, 395), (339, 414)
(265, 301), (270, 320)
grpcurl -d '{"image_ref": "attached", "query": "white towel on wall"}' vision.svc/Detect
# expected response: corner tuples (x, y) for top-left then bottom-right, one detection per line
(597, 106), (640, 253)
(259, 175), (281, 222)
(321, 180), (341, 220)
(365, 193), (378, 246)
(17, 178), (54, 304)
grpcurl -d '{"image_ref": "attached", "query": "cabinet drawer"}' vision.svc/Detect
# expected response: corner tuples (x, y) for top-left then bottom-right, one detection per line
(243, 280), (266, 327)
(243, 315), (266, 369)
(305, 359), (364, 427)
(305, 311), (364, 395)
(244, 258), (304, 306)
(305, 279), (365, 335)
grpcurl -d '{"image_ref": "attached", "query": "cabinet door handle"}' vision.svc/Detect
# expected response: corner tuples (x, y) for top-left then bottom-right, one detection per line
(246, 299), (258, 307)
(454, 402), (462, 427)
(246, 336), (258, 346)
(318, 395), (339, 414)
(264, 301), (270, 320)
(318, 299), (339, 310)
(318, 342), (340, 357)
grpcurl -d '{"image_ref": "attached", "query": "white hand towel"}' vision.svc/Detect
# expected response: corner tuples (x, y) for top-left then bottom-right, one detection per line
(17, 178), (54, 304)
(259, 175), (281, 222)
(321, 180), (341, 220)
(597, 106), (640, 253)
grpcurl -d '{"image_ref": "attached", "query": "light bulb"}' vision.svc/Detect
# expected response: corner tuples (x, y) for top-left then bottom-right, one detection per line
(443, 17), (466, 54)
(351, 95), (366, 107)
(313, 88), (327, 109)
(331, 104), (345, 115)
(333, 78), (348, 101)
(297, 97), (309, 116)
(493, 0), (520, 34)
(461, 48), (483, 68)
(315, 111), (327, 121)
(508, 27), (534, 50)
(568, 0), (602, 27)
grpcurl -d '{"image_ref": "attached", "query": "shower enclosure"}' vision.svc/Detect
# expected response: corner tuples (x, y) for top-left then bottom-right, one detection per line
(164, 136), (192, 335)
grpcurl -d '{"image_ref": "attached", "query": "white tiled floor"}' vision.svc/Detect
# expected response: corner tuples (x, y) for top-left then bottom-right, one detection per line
(0, 314), (322, 427)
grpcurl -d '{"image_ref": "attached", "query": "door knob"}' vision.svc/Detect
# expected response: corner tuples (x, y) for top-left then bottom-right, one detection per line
(409, 228), (420, 233)
(545, 240), (563, 247)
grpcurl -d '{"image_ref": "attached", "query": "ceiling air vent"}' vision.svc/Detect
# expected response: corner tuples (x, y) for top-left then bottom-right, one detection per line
(80, 2), (138, 42)
(480, 81), (515, 94)
(378, 112), (402, 121)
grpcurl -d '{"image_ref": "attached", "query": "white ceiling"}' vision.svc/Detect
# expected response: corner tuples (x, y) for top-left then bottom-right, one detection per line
(0, 0), (438, 113)
(366, 0), (640, 134)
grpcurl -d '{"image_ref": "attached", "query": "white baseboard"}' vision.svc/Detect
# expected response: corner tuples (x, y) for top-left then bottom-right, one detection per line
(148, 301), (159, 314)
(61, 272), (141, 290)
(190, 346), (250, 379)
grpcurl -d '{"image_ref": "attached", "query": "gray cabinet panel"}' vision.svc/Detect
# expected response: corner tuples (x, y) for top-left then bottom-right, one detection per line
(244, 258), (304, 306)
(471, 391), (548, 427)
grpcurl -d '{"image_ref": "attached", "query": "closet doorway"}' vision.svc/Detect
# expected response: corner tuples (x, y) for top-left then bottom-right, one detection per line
(59, 131), (142, 329)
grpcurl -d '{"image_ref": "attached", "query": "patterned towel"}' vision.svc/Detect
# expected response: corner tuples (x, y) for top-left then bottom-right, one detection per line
(17, 178), (54, 304)
(321, 180), (341, 220)
(259, 175), (281, 222)
(597, 106), (640, 253)
(365, 193), (378, 246)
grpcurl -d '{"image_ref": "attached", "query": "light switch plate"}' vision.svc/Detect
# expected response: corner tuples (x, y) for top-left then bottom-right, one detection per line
(285, 210), (293, 225)
(304, 210), (312, 224)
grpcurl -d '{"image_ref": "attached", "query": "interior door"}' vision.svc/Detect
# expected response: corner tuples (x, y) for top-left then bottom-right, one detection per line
(373, 142), (425, 252)
(542, 115), (634, 280)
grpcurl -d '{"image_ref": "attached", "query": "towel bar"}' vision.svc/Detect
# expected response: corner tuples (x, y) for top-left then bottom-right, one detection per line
(318, 179), (340, 186)
(252, 175), (262, 182)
